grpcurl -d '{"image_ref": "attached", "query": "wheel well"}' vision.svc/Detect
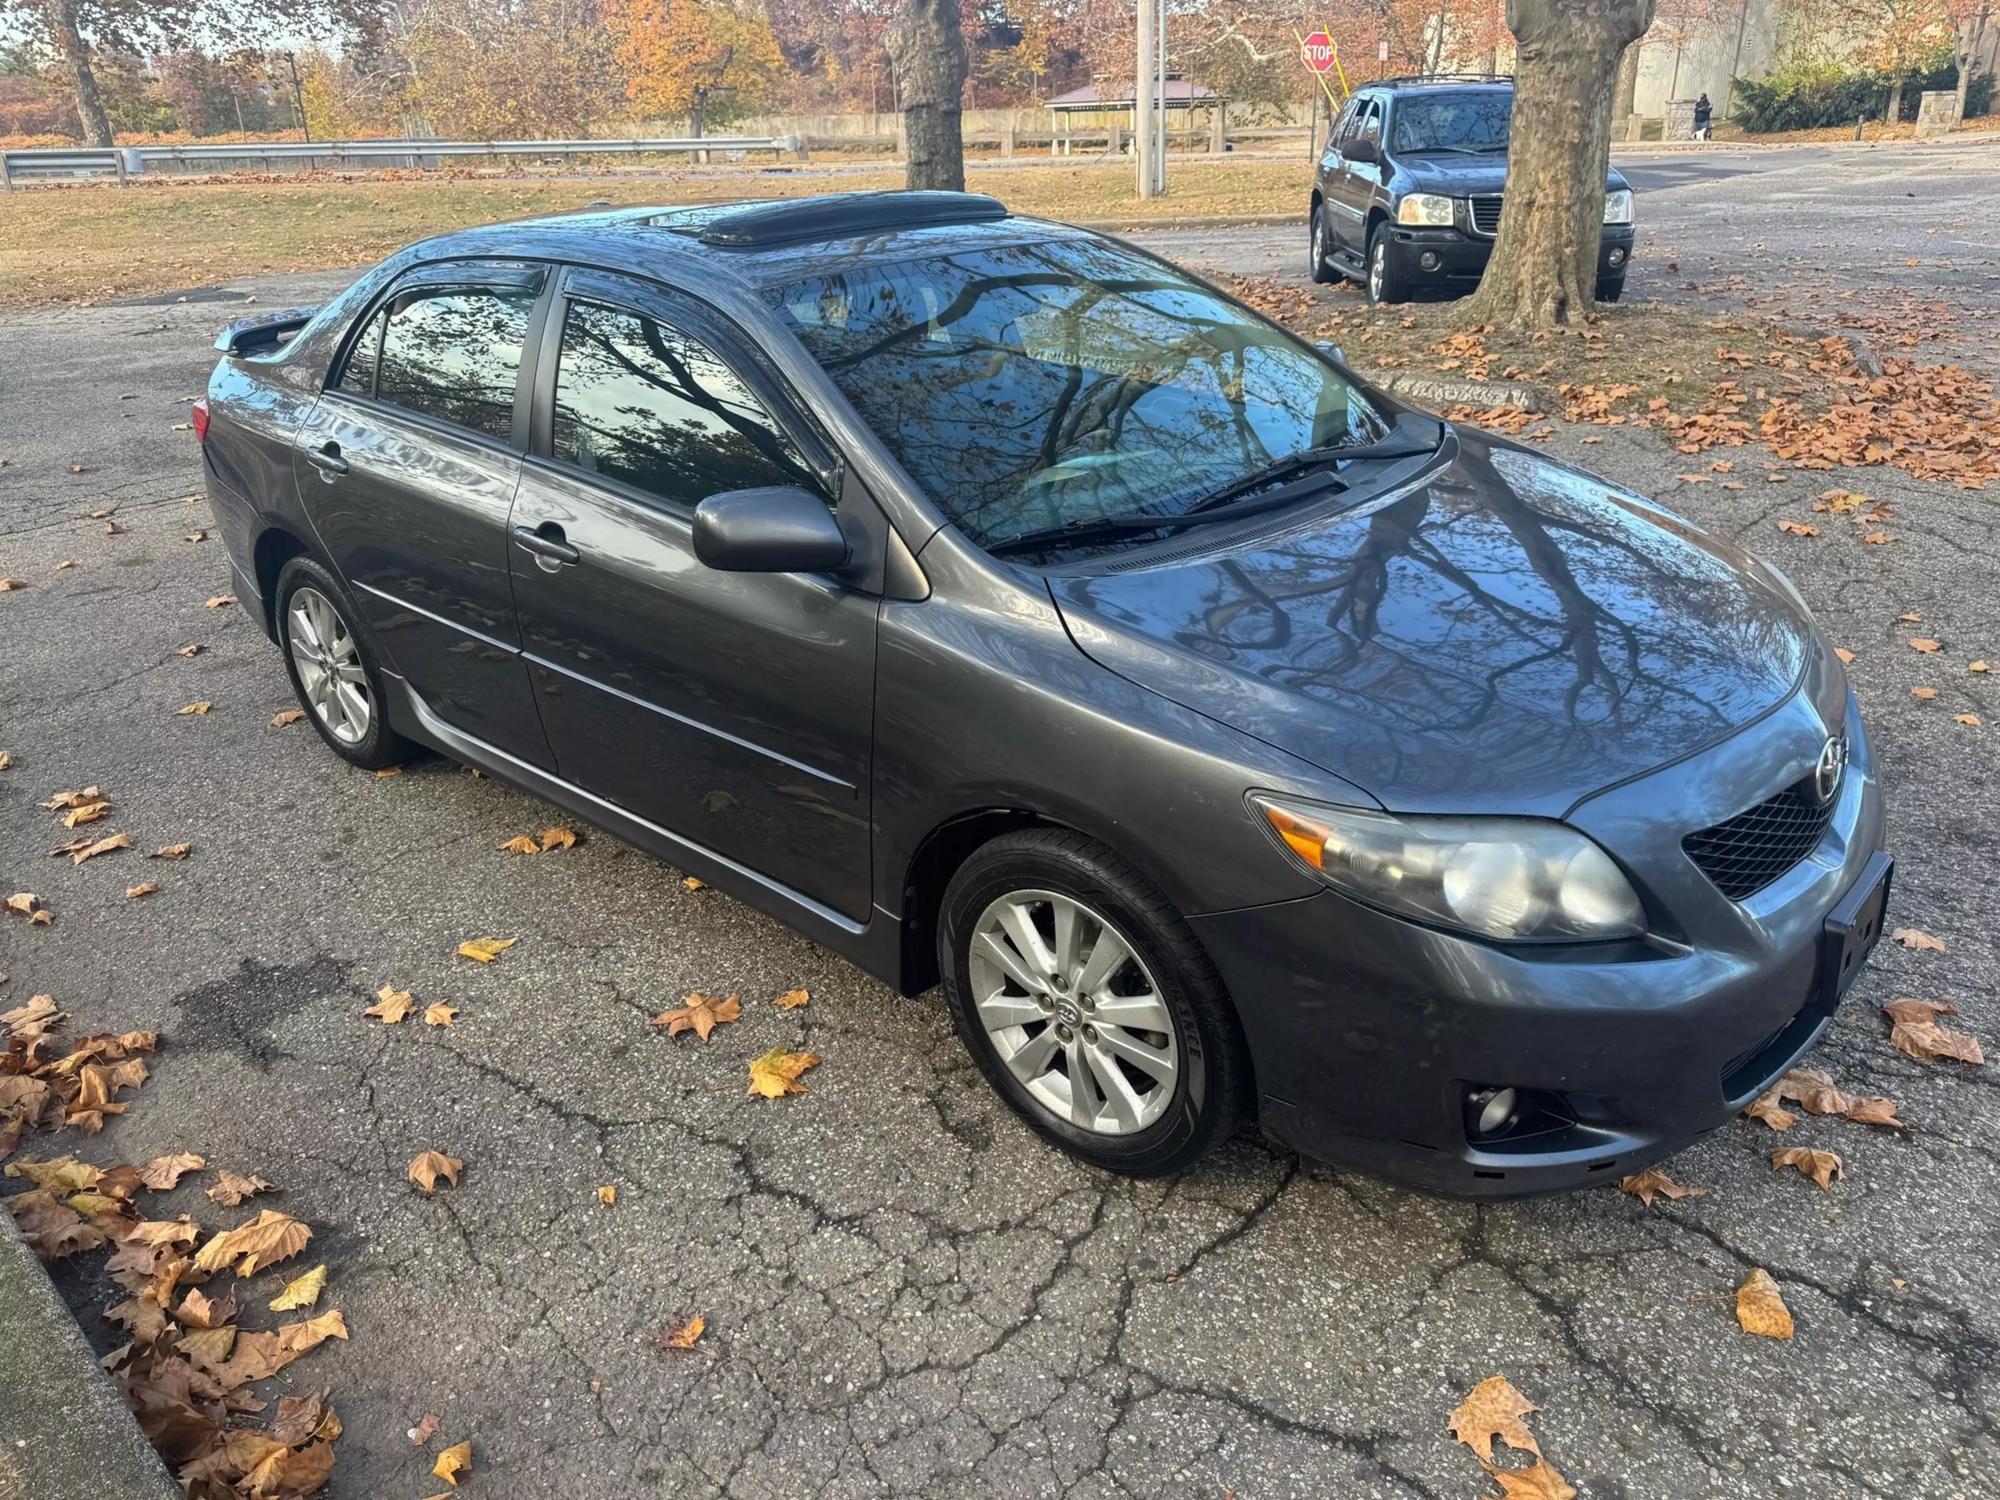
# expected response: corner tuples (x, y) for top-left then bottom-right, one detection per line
(896, 809), (1068, 996)
(252, 526), (308, 635)
(1365, 205), (1388, 243)
(1310, 189), (1322, 211)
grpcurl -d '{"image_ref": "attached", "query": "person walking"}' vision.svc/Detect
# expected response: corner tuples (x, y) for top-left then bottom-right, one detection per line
(1693, 92), (1713, 142)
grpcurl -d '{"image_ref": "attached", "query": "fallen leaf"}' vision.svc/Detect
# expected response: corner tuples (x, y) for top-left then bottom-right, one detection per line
(1893, 928), (1946, 952)
(176, 701), (212, 717)
(152, 843), (192, 860)
(270, 708), (307, 728)
(1771, 1145), (1843, 1190)
(409, 1412), (442, 1447)
(455, 937), (515, 964)
(498, 835), (540, 855)
(423, 1002), (458, 1028)
(596, 1185), (616, 1206)
(1911, 687), (1937, 700)
(1842, 1095), (1905, 1129)
(660, 1314), (705, 1351)
(1899, 611), (1922, 623)
(206, 1170), (278, 1207)
(0, 750), (8, 770)
(682, 876), (705, 891)
(41, 787), (104, 810)
(1448, 1376), (1542, 1464)
(1491, 1462), (1578, 1500)
(61, 802), (108, 828)
(655, 992), (742, 1043)
(124, 881), (158, 899)
(192, 1209), (311, 1277)
(1971, 661), (1990, 674)
(1617, 1168), (1706, 1209)
(374, 766), (400, 778)
(363, 986), (414, 1024)
(1909, 638), (1941, 653)
(204, 595), (236, 608)
(407, 1151), (462, 1194)
(55, 560), (74, 571)
(4, 893), (50, 924)
(1955, 714), (1982, 727)
(0, 578), (25, 591)
(1834, 647), (1855, 665)
(538, 826), (577, 851)
(773, 988), (810, 1011)
(72, 833), (131, 865)
(1776, 520), (1818, 536)
(1736, 1268), (1794, 1339)
(1883, 998), (1984, 1065)
(174, 1285), (237, 1330)
(270, 1263), (328, 1312)
(433, 1440), (472, 1486)
(138, 1153), (204, 1190)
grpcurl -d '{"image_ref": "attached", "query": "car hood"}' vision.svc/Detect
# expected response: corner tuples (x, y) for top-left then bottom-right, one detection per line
(1396, 156), (1630, 199)
(1049, 432), (1812, 816)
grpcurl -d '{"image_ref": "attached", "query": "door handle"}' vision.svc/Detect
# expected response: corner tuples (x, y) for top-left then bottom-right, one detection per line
(306, 441), (348, 479)
(513, 523), (580, 567)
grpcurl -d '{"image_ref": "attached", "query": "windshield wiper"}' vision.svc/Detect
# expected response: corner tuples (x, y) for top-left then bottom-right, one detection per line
(987, 432), (1440, 560)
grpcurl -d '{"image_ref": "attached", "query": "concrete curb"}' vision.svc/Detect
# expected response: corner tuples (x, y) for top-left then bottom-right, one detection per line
(0, 1218), (178, 1500)
(1374, 372), (1544, 411)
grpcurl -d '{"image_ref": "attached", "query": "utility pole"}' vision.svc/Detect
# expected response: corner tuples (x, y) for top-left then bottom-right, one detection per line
(1135, 0), (1158, 197)
(285, 52), (310, 144)
(1723, 0), (1752, 119)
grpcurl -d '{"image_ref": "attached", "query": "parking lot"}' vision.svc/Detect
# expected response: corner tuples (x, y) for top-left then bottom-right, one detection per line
(2, 139), (1998, 1497)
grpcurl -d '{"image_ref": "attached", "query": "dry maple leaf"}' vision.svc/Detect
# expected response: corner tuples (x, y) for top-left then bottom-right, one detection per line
(1617, 1168), (1706, 1209)
(498, 835), (540, 855)
(0, 750), (9, 770)
(192, 1208), (311, 1276)
(423, 1002), (458, 1028)
(655, 992), (742, 1043)
(407, 1151), (462, 1194)
(1834, 647), (1855, 665)
(4, 892), (51, 924)
(138, 1153), (204, 1191)
(538, 826), (577, 851)
(1776, 520), (1818, 536)
(773, 988), (811, 1011)
(433, 1440), (472, 1487)
(176, 701), (212, 717)
(1736, 1268), (1794, 1339)
(269, 1263), (328, 1312)
(1909, 638), (1941, 653)
(177, 644), (201, 657)
(0, 578), (25, 591)
(204, 594), (236, 608)
(1911, 687), (1938, 700)
(71, 833), (131, 865)
(271, 708), (306, 728)
(363, 986), (414, 1024)
(408, 1412), (442, 1447)
(175, 1285), (237, 1330)
(596, 1185), (616, 1206)
(660, 1314), (706, 1351)
(1971, 661), (1990, 674)
(1882, 998), (1984, 1065)
(1490, 1462), (1578, 1500)
(206, 1170), (278, 1207)
(455, 937), (516, 964)
(1957, 714), (1983, 727)
(1892, 928), (1946, 952)
(124, 881), (158, 899)
(1448, 1376), (1543, 1464)
(1771, 1146), (1843, 1190)
(152, 843), (192, 860)
(682, 876), (706, 891)
(41, 786), (104, 810)
(62, 802), (109, 828)
(747, 1047), (820, 1098)
(1843, 1095), (1905, 1129)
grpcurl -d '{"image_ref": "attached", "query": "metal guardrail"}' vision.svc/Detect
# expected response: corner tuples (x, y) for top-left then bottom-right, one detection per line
(0, 135), (805, 188)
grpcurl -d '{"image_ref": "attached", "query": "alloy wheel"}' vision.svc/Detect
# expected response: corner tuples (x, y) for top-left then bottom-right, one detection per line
(1311, 212), (1325, 276)
(1369, 242), (1386, 302)
(968, 889), (1179, 1136)
(286, 585), (371, 745)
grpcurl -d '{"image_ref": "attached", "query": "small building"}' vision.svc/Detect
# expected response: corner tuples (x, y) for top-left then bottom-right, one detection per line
(1044, 79), (1222, 155)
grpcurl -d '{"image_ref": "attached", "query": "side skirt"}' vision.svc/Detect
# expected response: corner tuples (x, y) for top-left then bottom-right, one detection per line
(376, 671), (908, 989)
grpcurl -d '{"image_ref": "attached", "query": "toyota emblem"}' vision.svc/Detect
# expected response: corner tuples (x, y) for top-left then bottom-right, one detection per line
(1813, 735), (1848, 806)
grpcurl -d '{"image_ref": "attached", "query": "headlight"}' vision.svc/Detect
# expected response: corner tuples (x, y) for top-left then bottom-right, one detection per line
(1604, 189), (1635, 225)
(1252, 794), (1645, 942)
(1397, 193), (1456, 227)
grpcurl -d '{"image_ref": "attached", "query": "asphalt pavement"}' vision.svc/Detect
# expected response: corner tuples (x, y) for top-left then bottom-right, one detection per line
(2, 138), (1998, 1498)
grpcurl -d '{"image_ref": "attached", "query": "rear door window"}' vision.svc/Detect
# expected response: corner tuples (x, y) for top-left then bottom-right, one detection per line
(337, 309), (386, 397)
(374, 286), (536, 441)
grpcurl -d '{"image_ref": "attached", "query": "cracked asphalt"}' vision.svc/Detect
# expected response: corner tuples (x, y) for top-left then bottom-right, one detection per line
(2, 139), (1998, 1497)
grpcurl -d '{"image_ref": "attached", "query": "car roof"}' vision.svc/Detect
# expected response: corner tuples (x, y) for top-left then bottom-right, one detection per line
(1364, 76), (1513, 96)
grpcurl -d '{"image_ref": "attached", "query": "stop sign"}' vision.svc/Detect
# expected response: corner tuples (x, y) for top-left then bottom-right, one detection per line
(1301, 31), (1335, 74)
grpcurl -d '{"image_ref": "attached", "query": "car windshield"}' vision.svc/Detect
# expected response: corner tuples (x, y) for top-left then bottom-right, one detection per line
(765, 235), (1386, 551)
(1392, 90), (1513, 153)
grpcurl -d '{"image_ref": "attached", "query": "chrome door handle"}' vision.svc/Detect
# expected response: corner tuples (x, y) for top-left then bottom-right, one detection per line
(513, 524), (580, 566)
(306, 442), (348, 478)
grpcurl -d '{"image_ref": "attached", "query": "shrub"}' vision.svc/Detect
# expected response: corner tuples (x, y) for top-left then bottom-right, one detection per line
(1733, 47), (1993, 131)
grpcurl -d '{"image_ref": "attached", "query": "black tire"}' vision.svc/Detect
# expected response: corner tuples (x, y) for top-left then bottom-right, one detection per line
(1596, 276), (1626, 303)
(1366, 223), (1409, 306)
(937, 829), (1252, 1176)
(273, 555), (414, 772)
(1308, 202), (1336, 284)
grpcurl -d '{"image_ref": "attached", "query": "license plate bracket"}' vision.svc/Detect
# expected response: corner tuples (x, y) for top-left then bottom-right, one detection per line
(1821, 850), (1893, 1009)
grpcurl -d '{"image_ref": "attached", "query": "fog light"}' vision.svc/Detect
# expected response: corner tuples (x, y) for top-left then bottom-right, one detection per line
(1419, 251), (1441, 272)
(1608, 246), (1628, 268)
(1468, 1086), (1521, 1139)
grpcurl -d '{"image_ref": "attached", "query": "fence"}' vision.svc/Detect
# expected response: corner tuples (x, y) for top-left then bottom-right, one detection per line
(0, 134), (802, 188)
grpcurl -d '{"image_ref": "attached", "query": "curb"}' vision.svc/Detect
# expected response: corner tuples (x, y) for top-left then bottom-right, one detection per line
(0, 1218), (178, 1500)
(1373, 372), (1544, 411)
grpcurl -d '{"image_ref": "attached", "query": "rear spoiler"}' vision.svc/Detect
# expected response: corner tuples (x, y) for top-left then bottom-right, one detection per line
(214, 306), (320, 356)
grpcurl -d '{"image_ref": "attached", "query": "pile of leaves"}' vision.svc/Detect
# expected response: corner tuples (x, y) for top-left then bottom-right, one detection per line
(1758, 346), (2000, 488)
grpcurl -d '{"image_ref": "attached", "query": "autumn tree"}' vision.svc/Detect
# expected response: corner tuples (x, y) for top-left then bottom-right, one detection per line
(608, 0), (786, 131)
(396, 0), (617, 138)
(1462, 0), (1657, 330)
(885, 0), (969, 190)
(1945, 1), (1994, 117)
(1844, 0), (1952, 117)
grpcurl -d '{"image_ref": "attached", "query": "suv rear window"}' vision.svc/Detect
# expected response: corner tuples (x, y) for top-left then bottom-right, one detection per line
(374, 287), (536, 441)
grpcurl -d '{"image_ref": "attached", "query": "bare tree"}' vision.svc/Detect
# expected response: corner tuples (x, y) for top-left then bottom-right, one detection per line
(1463, 0), (1658, 330)
(885, 0), (969, 191)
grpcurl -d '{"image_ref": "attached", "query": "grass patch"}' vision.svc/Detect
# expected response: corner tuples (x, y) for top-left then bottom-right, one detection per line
(0, 161), (1303, 310)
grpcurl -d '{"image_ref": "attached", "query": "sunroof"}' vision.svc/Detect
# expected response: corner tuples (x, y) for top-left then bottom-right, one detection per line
(654, 191), (1010, 249)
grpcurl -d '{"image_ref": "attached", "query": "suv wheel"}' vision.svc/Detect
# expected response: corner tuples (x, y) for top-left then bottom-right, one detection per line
(938, 829), (1250, 1176)
(1366, 224), (1409, 306)
(274, 556), (412, 771)
(1308, 204), (1335, 284)
(1596, 276), (1626, 303)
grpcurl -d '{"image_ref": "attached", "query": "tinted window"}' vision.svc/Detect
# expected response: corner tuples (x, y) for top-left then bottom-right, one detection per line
(1356, 101), (1382, 142)
(375, 287), (534, 440)
(1392, 90), (1513, 153)
(337, 309), (386, 396)
(551, 299), (815, 505)
(769, 237), (1384, 550)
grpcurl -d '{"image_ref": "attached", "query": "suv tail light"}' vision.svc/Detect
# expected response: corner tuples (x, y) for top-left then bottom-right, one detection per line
(190, 397), (210, 444)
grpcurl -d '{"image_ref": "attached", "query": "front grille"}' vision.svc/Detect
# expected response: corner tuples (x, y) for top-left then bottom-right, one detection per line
(1683, 778), (1836, 902)
(1469, 196), (1503, 235)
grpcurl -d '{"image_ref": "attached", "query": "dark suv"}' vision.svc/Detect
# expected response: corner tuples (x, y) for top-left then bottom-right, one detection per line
(195, 192), (1886, 1198)
(1308, 75), (1637, 304)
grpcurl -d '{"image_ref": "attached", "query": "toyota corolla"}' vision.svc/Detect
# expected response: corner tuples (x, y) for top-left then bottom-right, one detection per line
(194, 191), (1890, 1196)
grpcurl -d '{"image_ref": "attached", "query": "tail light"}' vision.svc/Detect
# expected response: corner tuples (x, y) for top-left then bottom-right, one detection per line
(190, 397), (210, 444)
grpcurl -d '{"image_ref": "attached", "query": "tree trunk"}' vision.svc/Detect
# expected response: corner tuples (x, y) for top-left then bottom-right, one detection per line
(47, 0), (114, 148)
(1885, 74), (1903, 125)
(1954, 13), (1988, 119)
(1612, 38), (1641, 122)
(1463, 0), (1656, 331)
(885, 0), (969, 192)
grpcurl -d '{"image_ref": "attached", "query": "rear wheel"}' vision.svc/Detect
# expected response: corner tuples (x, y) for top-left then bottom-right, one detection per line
(1367, 223), (1409, 305)
(1308, 203), (1336, 284)
(938, 829), (1251, 1176)
(274, 556), (412, 771)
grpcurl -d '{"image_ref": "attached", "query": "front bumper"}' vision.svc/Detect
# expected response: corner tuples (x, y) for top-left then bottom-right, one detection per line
(1384, 222), (1636, 288)
(1193, 686), (1885, 1199)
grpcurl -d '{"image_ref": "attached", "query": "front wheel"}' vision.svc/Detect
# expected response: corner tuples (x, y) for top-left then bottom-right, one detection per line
(275, 556), (413, 771)
(938, 829), (1251, 1176)
(1308, 203), (1335, 284)
(1366, 224), (1409, 305)
(1596, 276), (1626, 303)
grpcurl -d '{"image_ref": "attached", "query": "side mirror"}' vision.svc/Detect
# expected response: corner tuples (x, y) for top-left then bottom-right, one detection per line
(1339, 137), (1380, 164)
(693, 486), (849, 573)
(1315, 339), (1347, 366)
